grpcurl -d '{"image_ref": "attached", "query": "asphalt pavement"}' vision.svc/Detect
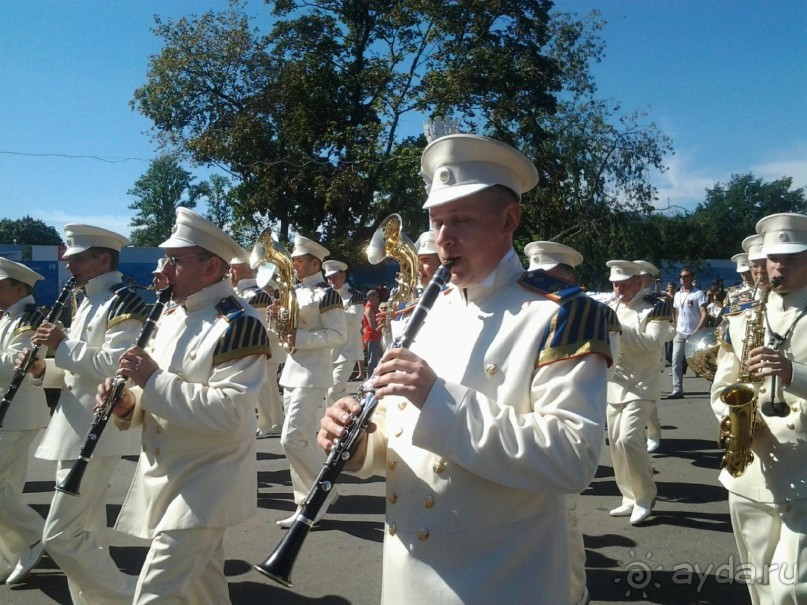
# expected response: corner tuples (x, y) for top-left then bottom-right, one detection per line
(3, 369), (752, 604)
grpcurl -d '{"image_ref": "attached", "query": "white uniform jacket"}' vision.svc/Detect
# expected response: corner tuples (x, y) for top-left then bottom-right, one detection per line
(0, 296), (51, 430)
(711, 285), (807, 503)
(357, 252), (612, 605)
(114, 279), (270, 539)
(279, 273), (346, 389)
(607, 289), (672, 403)
(331, 284), (365, 363)
(36, 272), (146, 460)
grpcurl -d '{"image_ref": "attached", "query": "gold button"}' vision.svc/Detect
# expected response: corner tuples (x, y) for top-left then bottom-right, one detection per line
(417, 528), (429, 541)
(787, 423), (795, 430)
(67, 385), (73, 391)
(485, 363), (497, 376)
(155, 425), (162, 434)
(388, 523), (397, 536)
(398, 400), (407, 410)
(86, 325), (92, 332)
(433, 460), (446, 474)
(424, 495), (435, 509)
(155, 447), (161, 456)
(189, 352), (196, 360)
(388, 492), (397, 504)
(394, 427), (403, 437)
(759, 387), (766, 394)
(792, 406), (799, 413)
(387, 459), (397, 471)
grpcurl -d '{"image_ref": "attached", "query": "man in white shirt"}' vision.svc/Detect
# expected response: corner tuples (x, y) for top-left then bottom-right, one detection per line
(667, 268), (708, 399)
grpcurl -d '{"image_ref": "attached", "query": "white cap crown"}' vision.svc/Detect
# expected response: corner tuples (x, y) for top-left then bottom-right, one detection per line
(606, 260), (643, 282)
(524, 241), (583, 271)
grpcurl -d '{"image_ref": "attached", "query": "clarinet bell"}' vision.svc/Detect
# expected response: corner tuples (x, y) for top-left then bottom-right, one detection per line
(54, 461), (85, 496)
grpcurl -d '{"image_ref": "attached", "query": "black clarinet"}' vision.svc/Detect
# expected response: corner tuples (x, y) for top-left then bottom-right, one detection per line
(56, 286), (172, 496)
(0, 277), (77, 428)
(255, 261), (454, 587)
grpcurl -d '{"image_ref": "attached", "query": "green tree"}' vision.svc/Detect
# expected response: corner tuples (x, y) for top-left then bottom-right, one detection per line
(128, 155), (204, 247)
(132, 2), (672, 270)
(0, 216), (62, 245)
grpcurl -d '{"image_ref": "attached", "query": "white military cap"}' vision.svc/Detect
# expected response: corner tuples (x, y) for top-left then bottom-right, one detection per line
(420, 134), (539, 209)
(633, 260), (659, 277)
(229, 247), (251, 265)
(322, 260), (348, 277)
(742, 234), (766, 261)
(524, 241), (583, 271)
(0, 257), (44, 287)
(152, 257), (168, 274)
(730, 253), (750, 273)
(159, 207), (243, 263)
(63, 224), (129, 257)
(606, 260), (643, 282)
(757, 213), (807, 255)
(415, 231), (438, 256)
(291, 235), (329, 261)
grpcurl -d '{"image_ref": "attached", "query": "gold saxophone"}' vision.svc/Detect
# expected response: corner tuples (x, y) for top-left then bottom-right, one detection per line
(365, 214), (419, 344)
(250, 229), (299, 350)
(718, 282), (774, 477)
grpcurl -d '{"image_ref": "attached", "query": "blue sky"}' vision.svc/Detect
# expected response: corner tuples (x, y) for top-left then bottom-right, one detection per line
(1, 0), (805, 239)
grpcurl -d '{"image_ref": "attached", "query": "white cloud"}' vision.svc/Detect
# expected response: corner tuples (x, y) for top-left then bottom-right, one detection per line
(30, 209), (134, 239)
(752, 144), (807, 192)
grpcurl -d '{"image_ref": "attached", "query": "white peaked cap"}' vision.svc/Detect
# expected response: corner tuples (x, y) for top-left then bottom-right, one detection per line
(229, 247), (251, 265)
(63, 224), (129, 257)
(524, 241), (583, 271)
(159, 207), (243, 264)
(633, 260), (659, 277)
(322, 260), (348, 277)
(291, 235), (329, 261)
(606, 260), (643, 282)
(731, 253), (750, 273)
(0, 257), (44, 287)
(757, 213), (807, 255)
(742, 234), (766, 261)
(415, 231), (438, 256)
(420, 134), (539, 209)
(152, 257), (168, 274)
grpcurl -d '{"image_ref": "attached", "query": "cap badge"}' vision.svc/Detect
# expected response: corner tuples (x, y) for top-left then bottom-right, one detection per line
(437, 167), (451, 184)
(779, 231), (789, 242)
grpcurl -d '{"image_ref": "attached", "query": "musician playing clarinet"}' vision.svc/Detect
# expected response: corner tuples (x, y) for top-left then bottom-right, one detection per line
(319, 134), (613, 605)
(15, 225), (146, 599)
(0, 259), (51, 584)
(99, 208), (270, 604)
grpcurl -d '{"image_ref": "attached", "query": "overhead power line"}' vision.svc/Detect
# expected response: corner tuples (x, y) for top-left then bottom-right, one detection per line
(0, 150), (150, 164)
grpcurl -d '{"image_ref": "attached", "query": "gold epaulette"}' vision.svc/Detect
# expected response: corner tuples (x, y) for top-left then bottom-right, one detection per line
(212, 313), (271, 365)
(13, 303), (46, 336)
(538, 295), (614, 367)
(107, 286), (148, 328)
(517, 269), (582, 302)
(319, 288), (343, 313)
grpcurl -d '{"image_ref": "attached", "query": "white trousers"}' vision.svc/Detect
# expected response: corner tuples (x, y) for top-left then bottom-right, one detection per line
(134, 528), (229, 605)
(567, 494), (588, 604)
(729, 491), (807, 604)
(281, 387), (330, 505)
(43, 456), (136, 605)
(646, 400), (661, 440)
(607, 400), (657, 506)
(0, 430), (43, 577)
(327, 360), (358, 407)
(256, 362), (284, 430)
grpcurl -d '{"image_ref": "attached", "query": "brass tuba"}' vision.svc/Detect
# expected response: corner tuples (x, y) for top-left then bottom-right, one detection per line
(718, 280), (776, 477)
(365, 214), (419, 344)
(250, 229), (299, 350)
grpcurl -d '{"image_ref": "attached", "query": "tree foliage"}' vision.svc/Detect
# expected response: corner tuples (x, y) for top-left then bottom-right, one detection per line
(132, 1), (672, 269)
(127, 155), (205, 247)
(0, 216), (63, 245)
